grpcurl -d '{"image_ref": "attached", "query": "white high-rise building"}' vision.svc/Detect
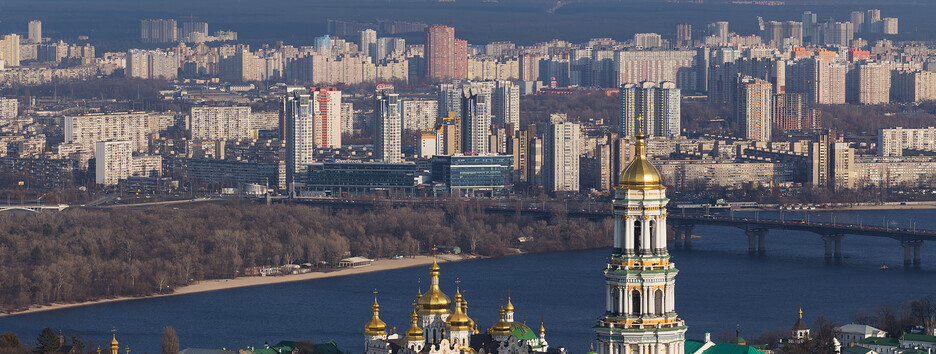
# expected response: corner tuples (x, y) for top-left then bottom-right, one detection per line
(460, 86), (493, 154)
(878, 127), (936, 157)
(493, 81), (520, 133)
(28, 20), (42, 44)
(0, 34), (21, 67)
(375, 86), (402, 163)
(735, 76), (773, 142)
(189, 106), (252, 140)
(126, 49), (179, 80)
(360, 29), (377, 61)
(595, 130), (686, 354)
(65, 112), (159, 154)
(853, 61), (891, 104)
(310, 87), (342, 148)
(284, 90), (315, 190)
(0, 98), (17, 122)
(341, 102), (355, 135)
(95, 141), (133, 186)
(620, 81), (681, 137)
(402, 99), (439, 131)
(544, 114), (580, 192)
(882, 18), (898, 35)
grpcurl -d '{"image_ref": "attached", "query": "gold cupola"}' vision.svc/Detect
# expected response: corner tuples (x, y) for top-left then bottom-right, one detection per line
(404, 308), (425, 341)
(110, 330), (119, 354)
(364, 294), (388, 336)
(461, 295), (477, 334)
(446, 289), (473, 332)
(618, 127), (663, 190)
(490, 306), (512, 337)
(417, 260), (451, 314)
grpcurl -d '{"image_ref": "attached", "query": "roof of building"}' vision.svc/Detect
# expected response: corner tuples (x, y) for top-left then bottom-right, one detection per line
(701, 343), (763, 354)
(619, 130), (663, 190)
(842, 346), (873, 354)
(685, 340), (706, 354)
(792, 309), (809, 331)
(858, 336), (899, 347)
(509, 322), (538, 341)
(900, 333), (936, 343)
(837, 324), (886, 336)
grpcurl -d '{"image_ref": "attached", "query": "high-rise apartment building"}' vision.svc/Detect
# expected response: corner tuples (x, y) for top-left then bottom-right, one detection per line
(65, 112), (159, 154)
(375, 85), (402, 163)
(460, 86), (492, 154)
(141, 19), (178, 43)
(126, 49), (179, 80)
(493, 81), (520, 133)
(851, 61), (891, 104)
(878, 127), (936, 157)
(735, 76), (773, 142)
(544, 114), (580, 192)
(613, 50), (696, 88)
(283, 90), (315, 190)
(340, 102), (355, 135)
(0, 98), (17, 122)
(676, 23), (692, 47)
(454, 39), (468, 80)
(850, 11), (865, 34)
(708, 21), (729, 44)
(28, 20), (41, 44)
(892, 70), (936, 103)
(803, 11), (817, 40)
(821, 22), (853, 46)
(402, 99), (439, 131)
(376, 37), (405, 62)
(787, 57), (846, 105)
(633, 33), (662, 48)
(359, 29), (377, 60)
(882, 18), (898, 35)
(189, 106), (252, 141)
(439, 83), (463, 119)
(865, 9), (881, 33)
(773, 92), (818, 132)
(95, 141), (133, 186)
(426, 25), (456, 82)
(620, 81), (681, 137)
(0, 34), (21, 67)
(310, 87), (342, 148)
(181, 22), (208, 42)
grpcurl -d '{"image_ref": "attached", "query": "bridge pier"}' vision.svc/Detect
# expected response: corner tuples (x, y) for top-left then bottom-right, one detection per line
(901, 241), (923, 266)
(821, 235), (845, 260)
(671, 225), (694, 249)
(745, 229), (768, 254)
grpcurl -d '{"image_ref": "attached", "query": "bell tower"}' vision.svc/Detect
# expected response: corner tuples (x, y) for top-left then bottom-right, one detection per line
(594, 125), (686, 354)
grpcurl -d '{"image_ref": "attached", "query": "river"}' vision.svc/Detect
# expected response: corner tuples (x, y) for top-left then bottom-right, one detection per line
(1, 209), (935, 353)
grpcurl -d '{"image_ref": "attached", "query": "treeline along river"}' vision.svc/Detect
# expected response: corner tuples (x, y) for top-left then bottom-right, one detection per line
(1, 209), (934, 353)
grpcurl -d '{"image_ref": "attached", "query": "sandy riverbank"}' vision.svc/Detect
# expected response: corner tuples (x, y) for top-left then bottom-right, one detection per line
(0, 254), (470, 318)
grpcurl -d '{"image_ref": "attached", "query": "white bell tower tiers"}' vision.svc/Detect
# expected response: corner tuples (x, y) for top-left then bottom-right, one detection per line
(594, 127), (686, 354)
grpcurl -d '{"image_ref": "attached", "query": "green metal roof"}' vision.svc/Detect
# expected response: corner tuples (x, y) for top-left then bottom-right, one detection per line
(858, 337), (899, 347)
(509, 322), (539, 341)
(900, 333), (936, 343)
(842, 347), (873, 354)
(685, 340), (706, 353)
(701, 343), (764, 354)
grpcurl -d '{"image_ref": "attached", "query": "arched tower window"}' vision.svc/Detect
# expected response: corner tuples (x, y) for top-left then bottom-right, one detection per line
(649, 220), (656, 251)
(631, 290), (641, 316)
(633, 220), (642, 254)
(654, 289), (664, 315)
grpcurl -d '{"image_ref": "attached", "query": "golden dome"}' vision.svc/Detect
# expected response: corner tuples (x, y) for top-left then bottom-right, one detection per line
(365, 297), (388, 336)
(461, 297), (477, 334)
(618, 130), (663, 190)
(504, 296), (515, 314)
(404, 308), (424, 341)
(539, 319), (546, 337)
(417, 260), (451, 315)
(446, 289), (473, 332)
(490, 307), (512, 337)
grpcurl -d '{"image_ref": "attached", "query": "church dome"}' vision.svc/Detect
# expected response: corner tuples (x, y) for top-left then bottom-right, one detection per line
(490, 307), (512, 337)
(404, 308), (424, 341)
(446, 290), (473, 332)
(417, 260), (451, 314)
(618, 130), (663, 190)
(364, 298), (387, 336)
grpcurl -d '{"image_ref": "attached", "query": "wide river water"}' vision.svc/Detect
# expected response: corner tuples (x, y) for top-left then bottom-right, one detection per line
(1, 209), (935, 353)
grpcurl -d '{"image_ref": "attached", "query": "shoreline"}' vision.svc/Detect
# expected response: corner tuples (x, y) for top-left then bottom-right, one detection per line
(734, 201), (936, 212)
(0, 254), (471, 318)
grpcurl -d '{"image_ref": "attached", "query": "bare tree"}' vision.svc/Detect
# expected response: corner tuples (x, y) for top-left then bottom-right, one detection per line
(162, 326), (179, 354)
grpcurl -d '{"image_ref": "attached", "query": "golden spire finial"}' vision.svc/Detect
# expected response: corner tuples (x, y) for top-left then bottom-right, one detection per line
(539, 317), (545, 336)
(798, 307), (803, 319)
(636, 116), (645, 139)
(505, 289), (515, 313)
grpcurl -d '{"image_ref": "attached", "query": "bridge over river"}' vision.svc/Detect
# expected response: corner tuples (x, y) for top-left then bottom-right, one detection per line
(288, 197), (934, 266)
